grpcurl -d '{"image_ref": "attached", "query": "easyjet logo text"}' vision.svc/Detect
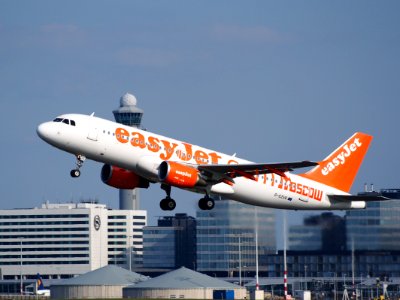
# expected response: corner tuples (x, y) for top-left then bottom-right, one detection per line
(321, 138), (362, 176)
(115, 128), (222, 165)
(176, 170), (192, 178)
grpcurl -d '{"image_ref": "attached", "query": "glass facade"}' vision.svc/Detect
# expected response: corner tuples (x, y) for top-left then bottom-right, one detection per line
(196, 200), (276, 276)
(143, 227), (176, 268)
(346, 190), (400, 250)
(289, 226), (322, 251)
(289, 213), (346, 252)
(142, 214), (197, 270)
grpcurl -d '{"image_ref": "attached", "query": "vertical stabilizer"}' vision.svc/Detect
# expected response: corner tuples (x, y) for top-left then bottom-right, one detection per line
(301, 132), (373, 192)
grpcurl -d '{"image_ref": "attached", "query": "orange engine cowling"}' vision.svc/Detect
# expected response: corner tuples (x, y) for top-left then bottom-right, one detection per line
(101, 164), (150, 189)
(158, 161), (206, 188)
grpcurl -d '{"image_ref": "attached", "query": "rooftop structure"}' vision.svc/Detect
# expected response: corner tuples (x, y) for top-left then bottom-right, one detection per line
(123, 267), (246, 299)
(51, 265), (148, 299)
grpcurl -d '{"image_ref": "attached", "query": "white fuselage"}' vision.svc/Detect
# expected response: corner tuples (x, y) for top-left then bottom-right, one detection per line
(37, 114), (365, 210)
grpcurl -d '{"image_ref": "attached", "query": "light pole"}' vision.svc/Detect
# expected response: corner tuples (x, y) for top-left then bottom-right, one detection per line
(20, 237), (23, 295)
(238, 235), (242, 286)
(304, 265), (308, 290)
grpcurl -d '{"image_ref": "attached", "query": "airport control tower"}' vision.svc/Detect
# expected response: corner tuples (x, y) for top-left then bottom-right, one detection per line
(113, 93), (144, 210)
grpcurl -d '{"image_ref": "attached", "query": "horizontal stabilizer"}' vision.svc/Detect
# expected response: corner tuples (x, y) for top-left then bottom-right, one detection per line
(328, 194), (391, 202)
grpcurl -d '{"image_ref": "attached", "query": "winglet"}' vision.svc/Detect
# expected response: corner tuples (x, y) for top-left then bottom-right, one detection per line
(300, 132), (373, 192)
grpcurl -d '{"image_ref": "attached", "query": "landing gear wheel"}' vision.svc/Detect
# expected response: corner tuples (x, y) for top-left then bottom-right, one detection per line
(198, 197), (215, 210)
(70, 169), (81, 178)
(160, 197), (176, 211)
(70, 154), (86, 178)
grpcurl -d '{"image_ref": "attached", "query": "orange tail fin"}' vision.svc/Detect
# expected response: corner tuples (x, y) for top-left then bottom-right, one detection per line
(301, 132), (373, 192)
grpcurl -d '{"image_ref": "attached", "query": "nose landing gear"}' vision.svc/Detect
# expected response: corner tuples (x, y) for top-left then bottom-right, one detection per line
(70, 155), (86, 178)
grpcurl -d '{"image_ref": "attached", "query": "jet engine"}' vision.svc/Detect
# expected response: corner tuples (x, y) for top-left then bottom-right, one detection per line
(101, 164), (149, 189)
(158, 161), (206, 188)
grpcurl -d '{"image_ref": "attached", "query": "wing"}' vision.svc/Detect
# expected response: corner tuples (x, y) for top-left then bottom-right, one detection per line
(198, 161), (318, 181)
(328, 194), (391, 202)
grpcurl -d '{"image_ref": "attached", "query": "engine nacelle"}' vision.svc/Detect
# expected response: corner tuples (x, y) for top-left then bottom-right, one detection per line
(101, 164), (149, 189)
(158, 161), (206, 188)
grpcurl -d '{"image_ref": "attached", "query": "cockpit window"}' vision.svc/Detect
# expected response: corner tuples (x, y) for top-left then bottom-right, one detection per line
(52, 117), (76, 126)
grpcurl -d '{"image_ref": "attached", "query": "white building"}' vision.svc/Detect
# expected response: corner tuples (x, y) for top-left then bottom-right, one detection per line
(0, 202), (146, 280)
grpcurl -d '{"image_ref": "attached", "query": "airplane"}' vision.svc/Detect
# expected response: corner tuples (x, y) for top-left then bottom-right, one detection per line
(36, 273), (50, 296)
(37, 113), (388, 211)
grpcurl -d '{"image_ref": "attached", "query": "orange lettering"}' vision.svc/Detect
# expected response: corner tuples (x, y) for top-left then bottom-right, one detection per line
(263, 173), (268, 184)
(296, 184), (303, 194)
(148, 136), (160, 153)
(160, 140), (179, 160)
(288, 182), (295, 192)
(313, 190), (323, 201)
(116, 128), (129, 144)
(178, 143), (193, 162)
(209, 152), (222, 164)
(194, 150), (209, 165)
(130, 132), (146, 149)
(302, 186), (309, 196)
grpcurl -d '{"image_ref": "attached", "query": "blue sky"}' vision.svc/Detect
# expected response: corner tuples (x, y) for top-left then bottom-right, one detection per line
(1, 1), (399, 247)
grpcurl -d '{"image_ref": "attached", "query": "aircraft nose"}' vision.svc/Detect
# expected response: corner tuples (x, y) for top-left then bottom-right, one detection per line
(36, 122), (53, 141)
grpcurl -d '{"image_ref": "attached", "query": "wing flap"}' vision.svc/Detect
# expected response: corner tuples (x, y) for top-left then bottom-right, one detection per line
(197, 161), (318, 183)
(198, 161), (318, 175)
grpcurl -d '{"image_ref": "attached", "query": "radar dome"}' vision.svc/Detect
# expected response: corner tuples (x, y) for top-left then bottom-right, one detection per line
(120, 93), (137, 107)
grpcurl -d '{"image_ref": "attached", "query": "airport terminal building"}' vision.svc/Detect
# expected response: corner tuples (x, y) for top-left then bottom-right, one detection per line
(0, 202), (146, 280)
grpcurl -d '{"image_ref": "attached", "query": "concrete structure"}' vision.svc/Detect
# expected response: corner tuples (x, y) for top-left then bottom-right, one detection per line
(112, 92), (144, 210)
(50, 264), (148, 299)
(143, 213), (196, 271)
(196, 199), (276, 277)
(0, 202), (146, 280)
(123, 267), (246, 299)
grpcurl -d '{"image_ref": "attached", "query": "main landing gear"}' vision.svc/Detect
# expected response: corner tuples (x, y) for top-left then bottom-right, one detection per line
(70, 155), (86, 178)
(159, 185), (215, 211)
(198, 196), (215, 210)
(160, 184), (176, 211)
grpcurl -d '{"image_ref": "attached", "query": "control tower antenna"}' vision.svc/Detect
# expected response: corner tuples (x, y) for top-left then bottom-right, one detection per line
(112, 93), (144, 210)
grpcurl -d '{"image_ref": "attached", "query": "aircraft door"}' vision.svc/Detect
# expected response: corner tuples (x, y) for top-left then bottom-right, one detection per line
(87, 127), (98, 141)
